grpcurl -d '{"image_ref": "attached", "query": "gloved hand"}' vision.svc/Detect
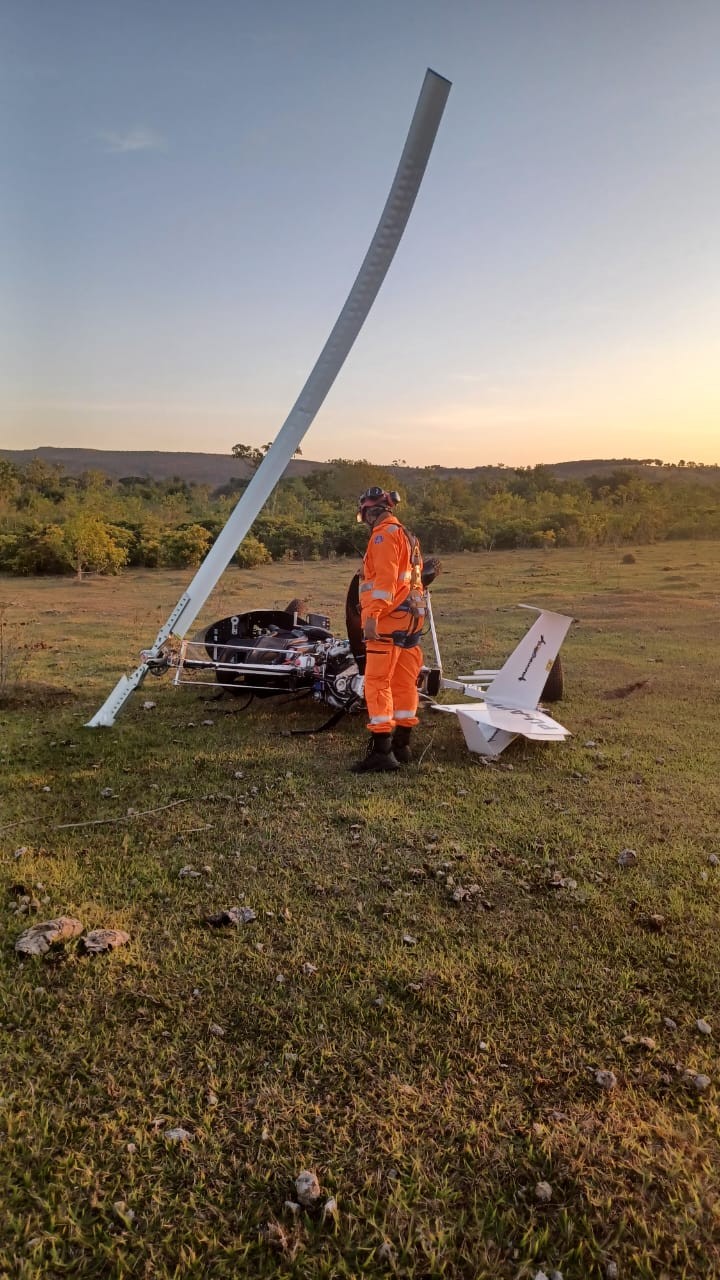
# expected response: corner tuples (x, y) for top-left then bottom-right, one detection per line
(363, 616), (379, 641)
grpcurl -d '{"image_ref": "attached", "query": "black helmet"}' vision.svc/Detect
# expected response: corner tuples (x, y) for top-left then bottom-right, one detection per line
(356, 487), (400, 523)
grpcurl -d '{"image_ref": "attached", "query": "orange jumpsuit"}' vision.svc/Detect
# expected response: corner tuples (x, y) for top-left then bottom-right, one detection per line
(360, 514), (424, 734)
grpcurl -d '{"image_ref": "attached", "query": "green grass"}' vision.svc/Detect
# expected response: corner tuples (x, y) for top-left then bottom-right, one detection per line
(1, 544), (719, 1278)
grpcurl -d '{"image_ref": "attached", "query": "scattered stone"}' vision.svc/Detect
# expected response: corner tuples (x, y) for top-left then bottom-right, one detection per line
(594, 1069), (618, 1091)
(208, 1023), (225, 1038)
(322, 1196), (338, 1222)
(547, 871), (577, 890)
(205, 906), (257, 926)
(663, 1016), (678, 1031)
(126, 1142), (137, 1154)
(178, 866), (202, 879)
(207, 1091), (219, 1107)
(376, 1241), (397, 1266)
(708, 853), (719, 867)
(10, 893), (42, 917)
(605, 1263), (619, 1280)
(164, 1127), (192, 1142)
(622, 1033), (656, 1051)
(583, 740), (597, 748)
(201, 719), (214, 726)
(696, 1019), (712, 1036)
(100, 787), (114, 798)
(78, 929), (130, 955)
(283, 1200), (301, 1217)
(402, 934), (417, 946)
(113, 1200), (136, 1224)
(142, 701), (156, 710)
(295, 1169), (322, 1207)
(681, 1070), (711, 1094)
(301, 962), (318, 976)
(15, 916), (84, 956)
(617, 848), (638, 868)
(535, 1180), (553, 1203)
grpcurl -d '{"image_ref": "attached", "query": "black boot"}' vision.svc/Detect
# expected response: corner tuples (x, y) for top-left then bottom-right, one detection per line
(350, 733), (401, 773)
(392, 725), (413, 763)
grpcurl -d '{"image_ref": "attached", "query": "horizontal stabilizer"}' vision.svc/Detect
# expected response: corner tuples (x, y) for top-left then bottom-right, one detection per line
(432, 704), (514, 755)
(432, 699), (569, 754)
(483, 699), (570, 739)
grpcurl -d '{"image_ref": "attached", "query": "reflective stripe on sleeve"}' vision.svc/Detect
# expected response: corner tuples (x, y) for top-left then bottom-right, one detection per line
(360, 581), (374, 594)
(371, 588), (392, 601)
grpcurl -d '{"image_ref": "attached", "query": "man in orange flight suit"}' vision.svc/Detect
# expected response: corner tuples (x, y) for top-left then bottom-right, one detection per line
(352, 487), (425, 772)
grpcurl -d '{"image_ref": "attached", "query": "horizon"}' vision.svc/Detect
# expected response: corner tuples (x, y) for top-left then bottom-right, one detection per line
(3, 1), (719, 466)
(5, 444), (718, 474)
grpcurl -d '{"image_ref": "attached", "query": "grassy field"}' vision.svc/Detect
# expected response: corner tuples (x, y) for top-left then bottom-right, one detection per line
(1, 544), (719, 1279)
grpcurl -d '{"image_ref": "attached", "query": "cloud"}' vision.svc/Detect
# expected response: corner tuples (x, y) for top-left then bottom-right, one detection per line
(96, 127), (167, 154)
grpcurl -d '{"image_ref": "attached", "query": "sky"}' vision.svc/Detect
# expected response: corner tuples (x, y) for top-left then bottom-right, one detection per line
(2, 0), (719, 468)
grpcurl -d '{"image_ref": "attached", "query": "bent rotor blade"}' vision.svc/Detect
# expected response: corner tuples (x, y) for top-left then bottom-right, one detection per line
(87, 68), (451, 728)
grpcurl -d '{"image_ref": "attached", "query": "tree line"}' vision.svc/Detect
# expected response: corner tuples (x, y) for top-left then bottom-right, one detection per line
(1, 454), (720, 578)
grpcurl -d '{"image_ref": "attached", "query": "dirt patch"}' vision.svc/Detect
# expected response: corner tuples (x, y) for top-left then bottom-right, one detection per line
(602, 678), (650, 700)
(0, 682), (76, 710)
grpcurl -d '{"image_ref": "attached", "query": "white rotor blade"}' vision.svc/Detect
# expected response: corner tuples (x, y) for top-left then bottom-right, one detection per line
(87, 68), (451, 728)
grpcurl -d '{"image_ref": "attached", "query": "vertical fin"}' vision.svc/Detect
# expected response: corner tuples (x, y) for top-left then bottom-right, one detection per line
(485, 609), (573, 710)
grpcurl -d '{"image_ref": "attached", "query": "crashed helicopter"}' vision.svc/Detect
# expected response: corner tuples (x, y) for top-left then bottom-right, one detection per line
(87, 68), (452, 730)
(169, 570), (572, 758)
(85, 67), (573, 755)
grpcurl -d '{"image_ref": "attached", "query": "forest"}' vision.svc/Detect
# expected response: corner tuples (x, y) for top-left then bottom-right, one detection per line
(2, 453), (720, 577)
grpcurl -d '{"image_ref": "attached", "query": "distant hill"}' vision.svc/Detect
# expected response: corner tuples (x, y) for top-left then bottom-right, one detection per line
(0, 446), (327, 486)
(0, 446), (716, 488)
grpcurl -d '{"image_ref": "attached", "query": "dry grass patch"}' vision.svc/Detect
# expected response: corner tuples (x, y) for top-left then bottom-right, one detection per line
(1, 545), (719, 1278)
